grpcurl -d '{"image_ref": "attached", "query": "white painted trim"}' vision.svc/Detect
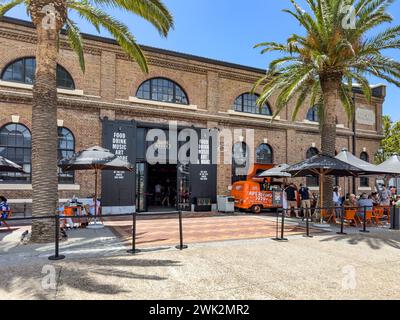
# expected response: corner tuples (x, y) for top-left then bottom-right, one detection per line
(0, 80), (32, 90)
(58, 184), (80, 191)
(0, 184), (80, 191)
(358, 187), (372, 191)
(57, 88), (84, 96)
(309, 187), (320, 191)
(0, 184), (32, 190)
(226, 109), (280, 120)
(128, 96), (198, 110)
(0, 80), (83, 96)
(302, 119), (319, 125)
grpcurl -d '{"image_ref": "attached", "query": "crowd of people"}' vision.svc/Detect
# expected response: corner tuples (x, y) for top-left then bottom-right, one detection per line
(282, 183), (399, 220)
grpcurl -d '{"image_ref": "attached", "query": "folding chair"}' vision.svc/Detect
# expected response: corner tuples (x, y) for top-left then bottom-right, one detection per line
(344, 209), (358, 227)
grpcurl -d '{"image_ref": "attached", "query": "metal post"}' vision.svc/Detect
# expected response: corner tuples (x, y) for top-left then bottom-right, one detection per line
(127, 211), (140, 254)
(273, 208), (288, 242)
(337, 206), (347, 235)
(303, 207), (313, 238)
(360, 206), (369, 233)
(390, 205), (396, 230)
(272, 208), (280, 241)
(49, 214), (65, 261)
(176, 211), (188, 250)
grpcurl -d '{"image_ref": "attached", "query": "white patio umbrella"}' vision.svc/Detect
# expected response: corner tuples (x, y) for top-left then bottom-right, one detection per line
(257, 164), (292, 178)
(375, 154), (400, 175)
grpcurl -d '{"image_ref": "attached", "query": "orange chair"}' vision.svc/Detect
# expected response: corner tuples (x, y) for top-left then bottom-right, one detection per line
(344, 209), (358, 227)
(321, 209), (336, 224)
(373, 208), (385, 226)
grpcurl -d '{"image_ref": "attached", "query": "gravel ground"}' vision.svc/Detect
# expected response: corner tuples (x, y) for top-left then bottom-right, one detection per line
(1, 218), (400, 300)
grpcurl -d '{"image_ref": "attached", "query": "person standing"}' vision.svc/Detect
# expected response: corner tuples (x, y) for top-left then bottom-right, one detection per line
(333, 187), (342, 217)
(299, 184), (311, 221)
(379, 186), (391, 206)
(285, 183), (300, 218)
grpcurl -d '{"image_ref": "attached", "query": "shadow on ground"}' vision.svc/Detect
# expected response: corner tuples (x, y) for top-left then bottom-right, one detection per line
(0, 253), (182, 299)
(320, 231), (400, 250)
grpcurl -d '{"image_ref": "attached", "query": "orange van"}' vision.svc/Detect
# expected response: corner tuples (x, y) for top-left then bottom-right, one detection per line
(230, 180), (283, 213)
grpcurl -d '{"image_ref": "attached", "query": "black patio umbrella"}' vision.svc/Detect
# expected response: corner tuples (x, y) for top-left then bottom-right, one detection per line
(0, 155), (25, 173)
(58, 146), (134, 227)
(284, 154), (362, 223)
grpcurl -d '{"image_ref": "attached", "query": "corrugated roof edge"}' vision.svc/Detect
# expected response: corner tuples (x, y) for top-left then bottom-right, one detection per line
(0, 16), (266, 74)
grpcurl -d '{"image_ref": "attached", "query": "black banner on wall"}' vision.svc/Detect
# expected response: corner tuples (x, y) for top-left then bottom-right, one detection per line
(101, 119), (136, 213)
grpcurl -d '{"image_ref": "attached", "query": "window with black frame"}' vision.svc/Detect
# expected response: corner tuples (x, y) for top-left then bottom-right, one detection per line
(256, 143), (273, 164)
(1, 57), (75, 90)
(232, 142), (248, 183)
(136, 78), (189, 105)
(233, 93), (272, 116)
(0, 123), (31, 183)
(360, 152), (370, 187)
(306, 105), (320, 122)
(306, 147), (319, 187)
(58, 127), (75, 183)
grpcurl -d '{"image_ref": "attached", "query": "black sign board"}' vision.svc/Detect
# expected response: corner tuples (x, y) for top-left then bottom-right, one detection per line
(101, 119), (136, 211)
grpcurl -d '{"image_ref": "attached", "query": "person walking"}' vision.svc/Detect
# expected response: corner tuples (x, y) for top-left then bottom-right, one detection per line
(299, 184), (311, 221)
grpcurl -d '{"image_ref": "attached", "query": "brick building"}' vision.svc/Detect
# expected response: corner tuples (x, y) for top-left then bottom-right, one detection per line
(0, 17), (385, 212)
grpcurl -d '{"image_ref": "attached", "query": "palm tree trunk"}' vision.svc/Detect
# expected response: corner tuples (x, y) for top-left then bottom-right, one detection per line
(320, 75), (341, 210)
(29, 0), (66, 243)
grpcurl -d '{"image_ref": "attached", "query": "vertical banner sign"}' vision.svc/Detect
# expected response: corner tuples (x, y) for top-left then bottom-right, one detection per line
(101, 119), (136, 214)
(190, 129), (217, 209)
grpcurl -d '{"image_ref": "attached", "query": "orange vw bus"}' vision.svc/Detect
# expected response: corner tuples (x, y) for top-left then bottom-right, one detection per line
(230, 180), (283, 213)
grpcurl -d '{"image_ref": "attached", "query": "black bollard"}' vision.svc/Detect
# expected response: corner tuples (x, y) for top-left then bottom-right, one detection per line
(303, 208), (313, 238)
(359, 206), (370, 233)
(127, 211), (141, 254)
(273, 208), (288, 242)
(272, 208), (280, 241)
(49, 214), (65, 261)
(390, 205), (397, 230)
(176, 211), (188, 250)
(337, 206), (347, 235)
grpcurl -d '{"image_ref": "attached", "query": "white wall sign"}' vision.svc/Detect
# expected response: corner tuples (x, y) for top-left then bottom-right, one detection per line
(356, 107), (376, 126)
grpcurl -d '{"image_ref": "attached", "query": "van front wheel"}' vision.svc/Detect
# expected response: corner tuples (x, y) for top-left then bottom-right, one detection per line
(252, 205), (262, 214)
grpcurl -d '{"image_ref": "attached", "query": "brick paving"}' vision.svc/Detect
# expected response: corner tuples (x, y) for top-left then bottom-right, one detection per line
(107, 215), (322, 247)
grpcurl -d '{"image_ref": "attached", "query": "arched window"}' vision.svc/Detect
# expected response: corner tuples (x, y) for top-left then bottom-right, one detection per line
(1, 57), (75, 89)
(306, 105), (319, 122)
(256, 143), (273, 164)
(58, 127), (75, 183)
(136, 78), (189, 105)
(0, 123), (31, 182)
(233, 93), (272, 116)
(360, 152), (370, 187)
(306, 147), (319, 187)
(232, 142), (248, 183)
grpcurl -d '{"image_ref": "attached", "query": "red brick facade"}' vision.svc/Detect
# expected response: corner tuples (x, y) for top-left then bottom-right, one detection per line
(0, 17), (384, 204)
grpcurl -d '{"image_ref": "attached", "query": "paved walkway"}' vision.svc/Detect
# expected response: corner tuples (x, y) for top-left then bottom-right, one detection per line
(1, 215), (400, 300)
(108, 215), (325, 248)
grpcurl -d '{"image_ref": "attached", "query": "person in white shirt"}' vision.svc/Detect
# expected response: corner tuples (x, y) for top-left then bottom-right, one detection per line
(87, 195), (101, 216)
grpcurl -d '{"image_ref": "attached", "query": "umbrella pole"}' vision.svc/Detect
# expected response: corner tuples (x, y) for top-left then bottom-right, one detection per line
(320, 173), (324, 224)
(94, 168), (98, 225)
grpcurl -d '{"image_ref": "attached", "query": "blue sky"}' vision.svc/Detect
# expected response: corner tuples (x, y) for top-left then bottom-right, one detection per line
(6, 0), (400, 119)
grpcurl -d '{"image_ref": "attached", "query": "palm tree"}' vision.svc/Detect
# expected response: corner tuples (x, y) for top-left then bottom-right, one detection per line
(0, 0), (173, 242)
(253, 0), (400, 208)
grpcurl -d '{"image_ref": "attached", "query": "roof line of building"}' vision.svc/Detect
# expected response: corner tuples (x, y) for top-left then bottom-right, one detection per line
(0, 16), (266, 74)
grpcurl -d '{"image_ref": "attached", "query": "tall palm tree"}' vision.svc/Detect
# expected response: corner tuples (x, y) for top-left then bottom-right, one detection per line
(253, 0), (400, 208)
(0, 0), (173, 242)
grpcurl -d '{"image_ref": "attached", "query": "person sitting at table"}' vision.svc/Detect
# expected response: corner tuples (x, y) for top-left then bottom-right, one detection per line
(357, 193), (373, 220)
(0, 196), (10, 226)
(344, 194), (357, 208)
